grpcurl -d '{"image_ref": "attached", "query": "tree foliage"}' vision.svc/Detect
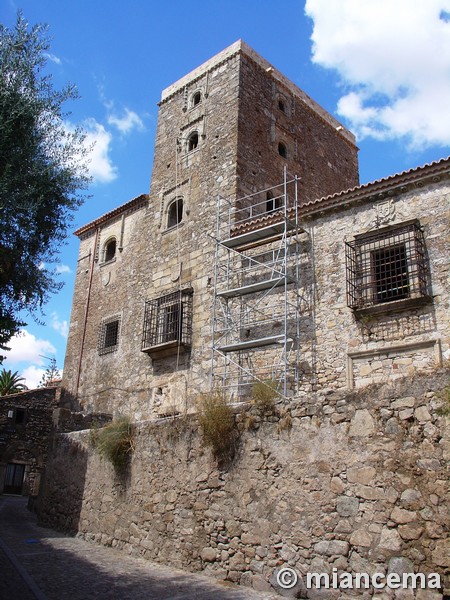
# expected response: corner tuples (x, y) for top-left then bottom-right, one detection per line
(0, 368), (27, 396)
(38, 356), (61, 387)
(0, 13), (90, 358)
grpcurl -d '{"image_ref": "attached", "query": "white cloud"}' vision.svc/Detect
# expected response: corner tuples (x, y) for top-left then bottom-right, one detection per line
(22, 366), (46, 390)
(305, 0), (450, 149)
(107, 108), (144, 134)
(83, 118), (118, 183)
(55, 263), (72, 274)
(3, 330), (56, 366)
(44, 52), (62, 66)
(50, 312), (69, 339)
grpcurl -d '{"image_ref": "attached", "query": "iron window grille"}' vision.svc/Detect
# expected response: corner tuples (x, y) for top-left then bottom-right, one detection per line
(142, 289), (193, 353)
(98, 317), (120, 355)
(346, 221), (431, 312)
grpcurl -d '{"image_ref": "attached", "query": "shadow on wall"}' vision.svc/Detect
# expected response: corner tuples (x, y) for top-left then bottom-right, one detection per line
(36, 434), (88, 534)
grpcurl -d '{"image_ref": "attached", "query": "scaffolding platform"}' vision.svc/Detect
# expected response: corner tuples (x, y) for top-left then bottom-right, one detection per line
(216, 276), (293, 298)
(217, 334), (292, 353)
(210, 170), (302, 400)
(221, 220), (296, 249)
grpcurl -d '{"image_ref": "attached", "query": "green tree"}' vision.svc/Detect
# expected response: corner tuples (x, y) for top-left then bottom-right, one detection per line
(0, 12), (90, 360)
(0, 368), (27, 396)
(38, 357), (61, 387)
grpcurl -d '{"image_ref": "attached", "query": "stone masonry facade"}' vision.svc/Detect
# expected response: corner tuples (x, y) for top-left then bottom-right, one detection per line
(0, 387), (60, 496)
(40, 41), (449, 597)
(61, 41), (361, 418)
(39, 370), (449, 597)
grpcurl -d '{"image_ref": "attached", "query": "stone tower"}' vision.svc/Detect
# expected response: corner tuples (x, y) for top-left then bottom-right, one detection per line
(62, 40), (359, 417)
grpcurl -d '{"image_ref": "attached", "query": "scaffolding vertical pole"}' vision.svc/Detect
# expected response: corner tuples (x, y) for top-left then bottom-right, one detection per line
(283, 166), (288, 397)
(294, 174), (300, 394)
(210, 194), (222, 394)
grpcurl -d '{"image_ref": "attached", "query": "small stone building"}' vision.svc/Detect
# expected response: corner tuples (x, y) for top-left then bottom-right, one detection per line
(0, 387), (60, 496)
(62, 40), (449, 418)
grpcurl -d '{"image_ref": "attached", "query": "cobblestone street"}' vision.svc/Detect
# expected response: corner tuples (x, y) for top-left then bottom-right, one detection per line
(0, 496), (277, 600)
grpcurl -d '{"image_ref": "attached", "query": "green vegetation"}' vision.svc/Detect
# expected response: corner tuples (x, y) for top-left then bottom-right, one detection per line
(436, 385), (450, 416)
(251, 379), (278, 414)
(91, 417), (134, 471)
(0, 12), (89, 358)
(0, 369), (27, 396)
(197, 392), (238, 462)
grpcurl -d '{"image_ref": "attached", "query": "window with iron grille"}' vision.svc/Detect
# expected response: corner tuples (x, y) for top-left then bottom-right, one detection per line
(98, 317), (120, 355)
(142, 289), (193, 354)
(346, 221), (431, 312)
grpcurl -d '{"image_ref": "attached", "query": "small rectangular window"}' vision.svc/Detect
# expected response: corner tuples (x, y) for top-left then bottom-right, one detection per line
(98, 317), (120, 355)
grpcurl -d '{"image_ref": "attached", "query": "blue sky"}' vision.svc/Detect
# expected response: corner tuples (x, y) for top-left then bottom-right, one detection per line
(3, 0), (450, 387)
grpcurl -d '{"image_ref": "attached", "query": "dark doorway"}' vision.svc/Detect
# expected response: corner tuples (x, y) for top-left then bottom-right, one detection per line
(4, 463), (25, 494)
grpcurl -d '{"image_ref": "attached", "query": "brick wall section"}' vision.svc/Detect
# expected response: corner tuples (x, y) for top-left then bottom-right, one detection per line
(236, 52), (359, 204)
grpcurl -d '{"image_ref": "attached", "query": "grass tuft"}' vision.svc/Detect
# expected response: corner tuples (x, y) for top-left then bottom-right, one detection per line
(196, 392), (238, 462)
(92, 417), (134, 471)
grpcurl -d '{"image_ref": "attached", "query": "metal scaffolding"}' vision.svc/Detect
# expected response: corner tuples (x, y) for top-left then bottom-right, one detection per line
(210, 169), (301, 401)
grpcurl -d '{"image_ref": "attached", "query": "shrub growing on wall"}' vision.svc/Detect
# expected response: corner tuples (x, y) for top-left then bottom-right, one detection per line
(196, 392), (238, 463)
(91, 417), (134, 472)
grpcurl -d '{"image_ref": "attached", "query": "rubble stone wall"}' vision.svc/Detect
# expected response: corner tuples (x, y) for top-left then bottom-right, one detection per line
(0, 387), (59, 496)
(38, 371), (449, 597)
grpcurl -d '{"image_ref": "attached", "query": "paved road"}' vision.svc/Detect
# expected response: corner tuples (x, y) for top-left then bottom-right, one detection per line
(0, 496), (278, 600)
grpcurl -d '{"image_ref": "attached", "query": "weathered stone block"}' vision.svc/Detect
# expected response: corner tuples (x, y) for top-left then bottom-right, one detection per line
(349, 409), (375, 437)
(379, 527), (402, 551)
(336, 496), (359, 517)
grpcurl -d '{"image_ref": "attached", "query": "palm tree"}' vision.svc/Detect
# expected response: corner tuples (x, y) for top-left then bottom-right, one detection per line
(0, 369), (27, 396)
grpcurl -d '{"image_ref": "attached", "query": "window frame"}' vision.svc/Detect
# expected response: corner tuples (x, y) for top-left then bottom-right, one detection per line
(191, 90), (202, 108)
(102, 237), (117, 263)
(98, 317), (121, 355)
(187, 131), (199, 152)
(345, 220), (431, 314)
(142, 289), (193, 356)
(166, 197), (183, 230)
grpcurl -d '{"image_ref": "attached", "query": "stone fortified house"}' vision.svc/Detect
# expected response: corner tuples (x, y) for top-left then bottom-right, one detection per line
(36, 41), (449, 594)
(62, 40), (449, 420)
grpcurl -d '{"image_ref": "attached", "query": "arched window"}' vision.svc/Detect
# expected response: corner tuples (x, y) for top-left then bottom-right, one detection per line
(278, 98), (286, 113)
(104, 238), (116, 262)
(167, 198), (183, 228)
(191, 91), (201, 107)
(278, 142), (287, 158)
(187, 131), (199, 152)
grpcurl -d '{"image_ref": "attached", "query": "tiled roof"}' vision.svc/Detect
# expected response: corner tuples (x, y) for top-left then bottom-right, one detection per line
(231, 156), (450, 236)
(301, 156), (450, 215)
(74, 194), (149, 236)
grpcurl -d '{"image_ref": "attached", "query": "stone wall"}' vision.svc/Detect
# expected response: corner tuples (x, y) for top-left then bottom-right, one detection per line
(38, 371), (449, 597)
(0, 387), (59, 496)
